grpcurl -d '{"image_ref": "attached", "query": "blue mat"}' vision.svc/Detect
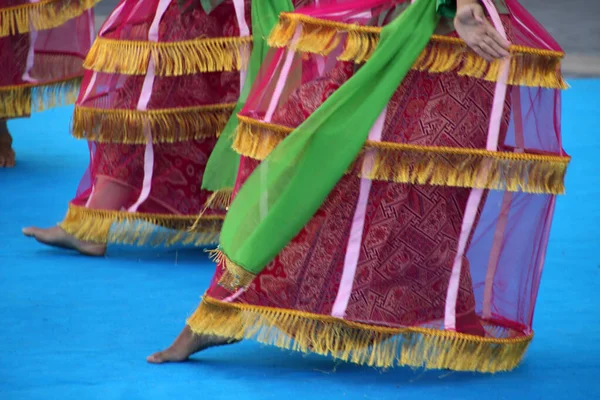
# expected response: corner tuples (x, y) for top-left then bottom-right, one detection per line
(1, 80), (599, 400)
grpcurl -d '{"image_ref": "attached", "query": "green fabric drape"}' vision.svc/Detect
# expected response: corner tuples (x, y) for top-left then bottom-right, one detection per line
(218, 0), (441, 284)
(202, 0), (295, 192)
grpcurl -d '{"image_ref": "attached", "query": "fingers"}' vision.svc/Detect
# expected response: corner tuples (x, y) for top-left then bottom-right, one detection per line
(456, 4), (512, 62)
(478, 41), (502, 61)
(471, 43), (495, 62)
(476, 20), (511, 61)
(484, 22), (511, 49)
(482, 35), (510, 59)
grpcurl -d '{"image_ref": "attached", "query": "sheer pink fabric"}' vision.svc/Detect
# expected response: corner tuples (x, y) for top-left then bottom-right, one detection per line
(64, 0), (252, 245)
(203, 0), (566, 353)
(0, 2), (94, 119)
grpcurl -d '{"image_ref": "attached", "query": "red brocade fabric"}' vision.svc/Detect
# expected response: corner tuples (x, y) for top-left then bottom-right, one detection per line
(103, 0), (246, 42)
(77, 70), (241, 114)
(207, 65), (510, 335)
(73, 138), (220, 217)
(187, 0), (566, 372)
(0, 32), (29, 88)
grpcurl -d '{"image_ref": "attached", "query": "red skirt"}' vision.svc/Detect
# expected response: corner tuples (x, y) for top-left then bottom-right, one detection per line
(188, 0), (568, 373)
(60, 0), (251, 247)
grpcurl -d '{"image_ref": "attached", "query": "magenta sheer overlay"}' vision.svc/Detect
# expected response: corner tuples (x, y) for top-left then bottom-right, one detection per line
(204, 0), (567, 348)
(0, 3), (94, 118)
(62, 0), (252, 245)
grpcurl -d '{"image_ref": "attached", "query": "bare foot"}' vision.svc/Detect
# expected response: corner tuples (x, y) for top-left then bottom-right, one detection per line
(0, 126), (15, 168)
(147, 325), (239, 364)
(22, 226), (106, 256)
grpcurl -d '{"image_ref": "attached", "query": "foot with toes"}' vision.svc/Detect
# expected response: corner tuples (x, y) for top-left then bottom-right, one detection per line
(22, 226), (106, 256)
(147, 325), (239, 364)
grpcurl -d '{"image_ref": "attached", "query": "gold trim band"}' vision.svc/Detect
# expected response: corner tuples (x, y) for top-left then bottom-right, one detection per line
(0, 76), (81, 119)
(207, 249), (257, 290)
(268, 12), (567, 89)
(84, 36), (253, 76)
(72, 103), (236, 144)
(60, 203), (224, 247)
(187, 295), (533, 373)
(233, 115), (569, 195)
(0, 0), (100, 37)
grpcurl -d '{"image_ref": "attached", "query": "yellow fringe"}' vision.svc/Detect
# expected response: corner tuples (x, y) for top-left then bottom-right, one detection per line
(0, 0), (99, 37)
(268, 13), (567, 89)
(187, 296), (533, 373)
(203, 188), (234, 211)
(72, 103), (236, 144)
(60, 203), (224, 247)
(207, 249), (256, 290)
(84, 36), (253, 76)
(0, 76), (81, 119)
(233, 117), (291, 160)
(233, 116), (569, 195)
(187, 188), (233, 238)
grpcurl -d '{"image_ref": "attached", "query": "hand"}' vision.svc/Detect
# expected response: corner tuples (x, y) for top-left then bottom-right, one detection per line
(454, 3), (510, 62)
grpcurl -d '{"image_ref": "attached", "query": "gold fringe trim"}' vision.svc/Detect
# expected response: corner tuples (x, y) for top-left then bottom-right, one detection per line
(233, 117), (292, 160)
(233, 116), (569, 195)
(208, 249), (256, 290)
(84, 36), (253, 76)
(60, 204), (223, 247)
(269, 13), (567, 89)
(187, 296), (533, 373)
(0, 0), (100, 37)
(188, 188), (233, 238)
(364, 142), (568, 194)
(203, 188), (234, 211)
(0, 76), (81, 119)
(72, 103), (236, 144)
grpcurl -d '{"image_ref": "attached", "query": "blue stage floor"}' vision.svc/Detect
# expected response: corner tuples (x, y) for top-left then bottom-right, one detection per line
(1, 80), (598, 400)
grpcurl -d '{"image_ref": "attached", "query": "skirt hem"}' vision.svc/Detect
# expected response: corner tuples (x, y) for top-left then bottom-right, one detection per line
(187, 295), (532, 373)
(60, 203), (224, 247)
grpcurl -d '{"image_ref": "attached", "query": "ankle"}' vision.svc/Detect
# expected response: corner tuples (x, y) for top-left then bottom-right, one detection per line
(0, 130), (12, 145)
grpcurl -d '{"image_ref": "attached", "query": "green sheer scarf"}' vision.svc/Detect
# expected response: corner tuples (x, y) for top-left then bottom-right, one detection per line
(202, 0), (295, 192)
(217, 0), (442, 288)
